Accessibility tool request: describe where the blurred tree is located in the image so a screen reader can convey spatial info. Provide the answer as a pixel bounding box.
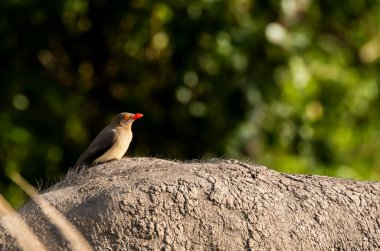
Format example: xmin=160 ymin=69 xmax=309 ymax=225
xmin=0 ymin=0 xmax=379 ymax=207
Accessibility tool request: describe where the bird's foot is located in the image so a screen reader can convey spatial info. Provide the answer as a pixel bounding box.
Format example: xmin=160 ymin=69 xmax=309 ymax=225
xmin=94 ymin=158 xmax=118 ymax=166
xmin=103 ymin=158 xmax=118 ymax=164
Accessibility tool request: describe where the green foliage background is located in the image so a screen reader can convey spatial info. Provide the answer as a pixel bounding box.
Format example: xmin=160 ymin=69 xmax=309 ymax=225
xmin=1 ymin=0 xmax=380 ymax=207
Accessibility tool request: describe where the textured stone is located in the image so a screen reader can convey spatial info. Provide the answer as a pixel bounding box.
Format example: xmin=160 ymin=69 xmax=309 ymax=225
xmin=1 ymin=157 xmax=380 ymax=250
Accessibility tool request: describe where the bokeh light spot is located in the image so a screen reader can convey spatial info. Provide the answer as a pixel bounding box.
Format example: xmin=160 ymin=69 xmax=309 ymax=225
xmin=12 ymin=94 xmax=29 ymax=111
xmin=153 ymin=32 xmax=169 ymax=50
xmin=187 ymin=3 xmax=202 ymax=20
xmin=305 ymin=101 xmax=324 ymax=121
xmin=78 ymin=61 xmax=94 ymax=79
xmin=183 ymin=71 xmax=199 ymax=87
xmin=153 ymin=3 xmax=173 ymax=23
xmin=266 ymin=23 xmax=287 ymax=45
xmin=77 ymin=17 xmax=92 ymax=32
xmin=176 ymin=87 xmax=192 ymax=104
xmin=359 ymin=37 xmax=380 ymax=64
xmin=190 ymin=102 xmax=207 ymax=117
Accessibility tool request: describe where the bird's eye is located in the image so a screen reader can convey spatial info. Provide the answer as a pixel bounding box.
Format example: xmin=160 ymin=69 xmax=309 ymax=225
xmin=124 ymin=115 xmax=130 ymax=120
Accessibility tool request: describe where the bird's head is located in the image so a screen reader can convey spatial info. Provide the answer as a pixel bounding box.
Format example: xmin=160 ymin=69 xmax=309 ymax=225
xmin=113 ymin=112 xmax=143 ymax=128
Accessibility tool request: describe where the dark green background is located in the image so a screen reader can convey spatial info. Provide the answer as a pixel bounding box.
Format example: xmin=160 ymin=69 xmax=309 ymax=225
xmin=1 ymin=0 xmax=380 ymax=207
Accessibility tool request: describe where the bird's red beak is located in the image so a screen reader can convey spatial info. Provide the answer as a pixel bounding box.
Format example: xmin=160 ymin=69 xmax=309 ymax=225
xmin=132 ymin=113 xmax=143 ymax=120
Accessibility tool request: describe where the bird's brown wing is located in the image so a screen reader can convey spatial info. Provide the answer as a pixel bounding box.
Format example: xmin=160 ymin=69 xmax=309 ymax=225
xmin=74 ymin=127 xmax=117 ymax=167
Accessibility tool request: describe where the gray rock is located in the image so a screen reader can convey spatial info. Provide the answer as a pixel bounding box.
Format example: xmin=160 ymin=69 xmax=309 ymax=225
xmin=1 ymin=157 xmax=380 ymax=250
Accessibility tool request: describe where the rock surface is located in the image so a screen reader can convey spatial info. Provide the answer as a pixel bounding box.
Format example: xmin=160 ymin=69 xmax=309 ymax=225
xmin=1 ymin=157 xmax=380 ymax=250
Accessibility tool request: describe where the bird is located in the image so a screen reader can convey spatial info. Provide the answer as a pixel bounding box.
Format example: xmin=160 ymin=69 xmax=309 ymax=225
xmin=74 ymin=112 xmax=143 ymax=168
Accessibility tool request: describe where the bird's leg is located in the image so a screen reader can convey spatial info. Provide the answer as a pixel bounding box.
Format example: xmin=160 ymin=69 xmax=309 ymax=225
xmin=97 ymin=158 xmax=118 ymax=165
xmin=104 ymin=158 xmax=118 ymax=163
